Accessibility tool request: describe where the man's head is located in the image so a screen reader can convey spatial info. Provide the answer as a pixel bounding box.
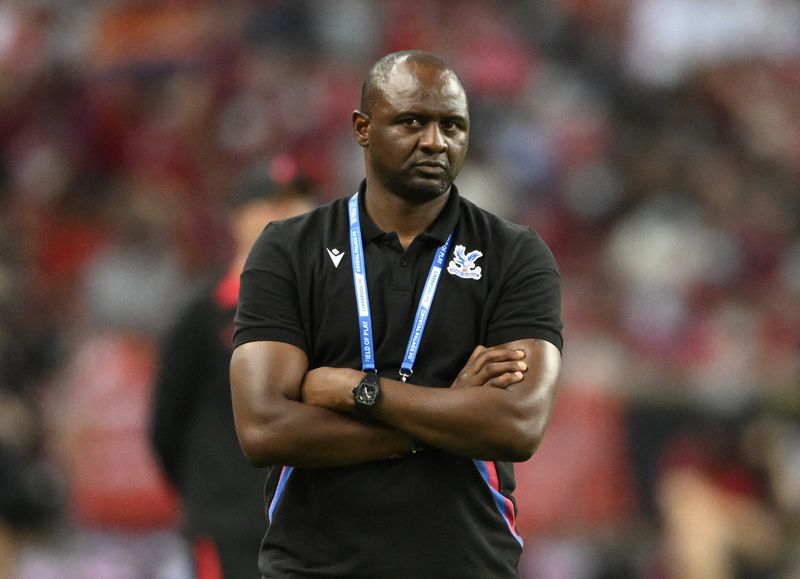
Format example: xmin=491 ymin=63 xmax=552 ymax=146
xmin=229 ymin=162 xmax=314 ymax=260
xmin=354 ymin=50 xmax=469 ymax=204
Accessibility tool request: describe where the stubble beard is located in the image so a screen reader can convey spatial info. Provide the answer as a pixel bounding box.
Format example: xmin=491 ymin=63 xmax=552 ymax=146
xmin=382 ymin=170 xmax=454 ymax=205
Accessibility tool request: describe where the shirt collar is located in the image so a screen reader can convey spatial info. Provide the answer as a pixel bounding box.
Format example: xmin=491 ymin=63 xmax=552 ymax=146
xmin=356 ymin=179 xmax=461 ymax=245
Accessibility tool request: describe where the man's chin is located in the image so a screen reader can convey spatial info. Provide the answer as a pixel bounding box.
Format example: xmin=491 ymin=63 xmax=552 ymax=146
xmin=397 ymin=177 xmax=452 ymax=204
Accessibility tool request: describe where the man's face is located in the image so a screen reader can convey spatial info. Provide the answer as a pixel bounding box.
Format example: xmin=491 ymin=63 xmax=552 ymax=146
xmin=359 ymin=61 xmax=469 ymax=203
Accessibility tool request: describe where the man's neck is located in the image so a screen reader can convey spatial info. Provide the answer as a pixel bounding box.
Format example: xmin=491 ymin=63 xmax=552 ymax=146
xmin=364 ymin=185 xmax=450 ymax=249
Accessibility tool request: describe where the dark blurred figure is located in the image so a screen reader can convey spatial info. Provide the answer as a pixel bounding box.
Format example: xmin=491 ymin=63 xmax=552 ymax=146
xmin=655 ymin=413 xmax=788 ymax=579
xmin=0 ymin=441 xmax=60 ymax=578
xmin=150 ymin=163 xmax=315 ymax=579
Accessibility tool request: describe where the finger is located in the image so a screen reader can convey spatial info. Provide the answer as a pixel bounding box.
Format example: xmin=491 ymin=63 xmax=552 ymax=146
xmin=454 ymin=346 xmax=523 ymax=389
xmin=471 ymin=350 xmax=526 ymax=378
xmin=464 ymin=345 xmax=488 ymax=366
xmin=462 ymin=346 xmax=522 ymax=377
xmin=481 ymin=347 xmax=524 ymax=361
xmin=485 ymin=371 xmax=524 ymax=389
xmin=452 ymin=346 xmax=488 ymax=388
xmin=472 ymin=347 xmax=525 ymax=369
xmin=476 ymin=360 xmax=527 ymax=382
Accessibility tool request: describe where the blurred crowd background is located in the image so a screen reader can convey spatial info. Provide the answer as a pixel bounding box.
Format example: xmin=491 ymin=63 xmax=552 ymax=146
xmin=0 ymin=0 xmax=799 ymax=578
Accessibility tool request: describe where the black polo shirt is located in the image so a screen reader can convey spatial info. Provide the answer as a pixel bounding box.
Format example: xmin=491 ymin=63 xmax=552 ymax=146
xmin=234 ymin=183 xmax=562 ymax=579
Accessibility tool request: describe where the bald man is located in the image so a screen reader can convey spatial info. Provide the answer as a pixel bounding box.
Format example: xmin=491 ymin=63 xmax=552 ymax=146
xmin=231 ymin=51 xmax=563 ymax=578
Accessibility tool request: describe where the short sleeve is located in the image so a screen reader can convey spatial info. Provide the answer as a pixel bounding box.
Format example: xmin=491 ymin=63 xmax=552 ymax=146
xmin=486 ymin=230 xmax=563 ymax=351
xmin=233 ymin=222 xmax=307 ymax=352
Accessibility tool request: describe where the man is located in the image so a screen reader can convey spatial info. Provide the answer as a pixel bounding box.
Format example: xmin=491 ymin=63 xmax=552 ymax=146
xmin=231 ymin=50 xmax=563 ymax=578
xmin=151 ymin=165 xmax=314 ymax=579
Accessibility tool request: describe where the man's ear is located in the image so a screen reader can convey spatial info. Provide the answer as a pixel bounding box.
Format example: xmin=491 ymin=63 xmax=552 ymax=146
xmin=352 ymin=110 xmax=370 ymax=147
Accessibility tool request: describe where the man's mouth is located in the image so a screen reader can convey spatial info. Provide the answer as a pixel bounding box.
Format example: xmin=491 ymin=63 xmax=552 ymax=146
xmin=414 ymin=161 xmax=447 ymax=174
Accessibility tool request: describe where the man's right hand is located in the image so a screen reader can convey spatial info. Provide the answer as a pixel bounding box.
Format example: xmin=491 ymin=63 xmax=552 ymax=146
xmin=450 ymin=345 xmax=527 ymax=389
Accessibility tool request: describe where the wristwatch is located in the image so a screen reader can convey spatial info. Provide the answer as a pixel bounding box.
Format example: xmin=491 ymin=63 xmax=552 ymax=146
xmin=353 ymin=372 xmax=381 ymax=416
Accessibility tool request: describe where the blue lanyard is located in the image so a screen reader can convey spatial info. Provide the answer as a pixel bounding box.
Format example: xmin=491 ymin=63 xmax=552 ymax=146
xmin=348 ymin=192 xmax=453 ymax=382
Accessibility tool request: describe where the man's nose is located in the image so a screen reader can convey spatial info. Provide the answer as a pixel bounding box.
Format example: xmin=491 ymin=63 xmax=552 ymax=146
xmin=419 ymin=122 xmax=447 ymax=153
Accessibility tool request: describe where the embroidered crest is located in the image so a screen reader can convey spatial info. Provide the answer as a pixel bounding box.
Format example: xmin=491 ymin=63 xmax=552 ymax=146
xmin=447 ymin=245 xmax=483 ymax=280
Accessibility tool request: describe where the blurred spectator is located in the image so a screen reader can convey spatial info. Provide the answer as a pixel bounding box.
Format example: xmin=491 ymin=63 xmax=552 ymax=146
xmin=0 ymin=442 xmax=60 ymax=579
xmin=37 ymin=329 xmax=187 ymax=579
xmin=80 ymin=180 xmax=193 ymax=337
xmin=656 ymin=415 xmax=787 ymax=579
xmin=150 ymin=162 xmax=315 ymax=579
xmin=625 ymin=0 xmax=800 ymax=86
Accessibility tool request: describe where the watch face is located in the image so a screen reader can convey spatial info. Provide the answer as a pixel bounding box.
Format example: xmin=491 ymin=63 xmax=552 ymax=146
xmin=354 ymin=374 xmax=380 ymax=414
xmin=356 ymin=382 xmax=378 ymax=405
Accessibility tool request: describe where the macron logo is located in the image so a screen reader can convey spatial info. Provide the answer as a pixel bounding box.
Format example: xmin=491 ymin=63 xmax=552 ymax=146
xmin=326 ymin=248 xmax=345 ymax=268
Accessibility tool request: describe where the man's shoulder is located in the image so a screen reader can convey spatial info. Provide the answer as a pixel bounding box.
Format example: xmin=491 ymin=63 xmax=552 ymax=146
xmin=457 ymin=195 xmax=540 ymax=243
xmin=457 ymin=194 xmax=558 ymax=271
xmin=244 ymin=196 xmax=350 ymax=271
